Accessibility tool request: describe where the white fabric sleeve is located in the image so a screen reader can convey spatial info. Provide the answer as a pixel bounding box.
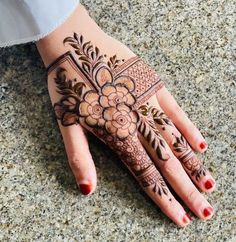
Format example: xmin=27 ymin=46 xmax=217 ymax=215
xmin=0 ymin=0 xmax=80 ymax=47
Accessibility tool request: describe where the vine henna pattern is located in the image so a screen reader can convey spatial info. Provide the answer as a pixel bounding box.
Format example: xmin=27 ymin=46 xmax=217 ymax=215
xmin=138 ymin=104 xmax=170 ymax=161
xmin=139 ymin=104 xmax=207 ymax=181
xmin=48 ymin=33 xmax=171 ymax=197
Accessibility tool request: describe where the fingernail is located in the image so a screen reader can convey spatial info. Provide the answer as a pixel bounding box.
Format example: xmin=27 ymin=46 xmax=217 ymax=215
xmin=203 ymin=207 xmax=214 ymax=217
xmin=204 ymin=179 xmax=215 ymax=189
xmin=200 ymin=142 xmax=207 ymax=150
xmin=183 ymin=213 xmax=191 ymax=224
xmin=79 ymin=184 xmax=92 ymax=195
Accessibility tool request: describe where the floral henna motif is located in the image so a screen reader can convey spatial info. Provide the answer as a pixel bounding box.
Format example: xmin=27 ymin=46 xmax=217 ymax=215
xmin=49 ymin=33 xmax=169 ymax=197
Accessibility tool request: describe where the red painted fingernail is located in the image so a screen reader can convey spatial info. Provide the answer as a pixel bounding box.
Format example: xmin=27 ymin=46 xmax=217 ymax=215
xmin=183 ymin=213 xmax=192 ymax=223
xmin=79 ymin=184 xmax=92 ymax=195
xmin=203 ymin=207 xmax=213 ymax=217
xmin=200 ymin=142 xmax=207 ymax=150
xmin=205 ymin=179 xmax=215 ymax=189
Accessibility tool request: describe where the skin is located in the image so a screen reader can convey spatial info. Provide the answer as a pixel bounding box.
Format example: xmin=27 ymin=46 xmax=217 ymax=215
xmin=36 ymin=4 xmax=216 ymax=227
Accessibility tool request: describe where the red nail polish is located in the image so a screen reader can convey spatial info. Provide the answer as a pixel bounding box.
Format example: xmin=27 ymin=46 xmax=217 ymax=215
xmin=205 ymin=179 xmax=215 ymax=189
xmin=79 ymin=184 xmax=92 ymax=195
xmin=200 ymin=142 xmax=207 ymax=150
xmin=203 ymin=207 xmax=213 ymax=217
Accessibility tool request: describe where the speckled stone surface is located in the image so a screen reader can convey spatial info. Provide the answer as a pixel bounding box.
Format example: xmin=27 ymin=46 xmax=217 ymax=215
xmin=0 ymin=0 xmax=235 ymax=241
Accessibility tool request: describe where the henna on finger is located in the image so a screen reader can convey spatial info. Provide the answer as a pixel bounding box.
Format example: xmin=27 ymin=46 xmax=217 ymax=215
xmin=139 ymin=103 xmax=207 ymax=181
xmin=172 ymin=133 xmax=207 ymax=181
xmin=137 ymin=104 xmax=170 ymax=161
xmin=93 ymin=130 xmax=169 ymax=197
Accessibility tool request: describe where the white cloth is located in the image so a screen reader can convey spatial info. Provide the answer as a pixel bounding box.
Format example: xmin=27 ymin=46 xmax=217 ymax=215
xmin=0 ymin=0 xmax=80 ymax=47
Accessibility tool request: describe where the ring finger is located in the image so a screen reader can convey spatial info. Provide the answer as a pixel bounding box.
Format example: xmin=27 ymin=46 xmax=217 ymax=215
xmin=140 ymin=95 xmax=216 ymax=193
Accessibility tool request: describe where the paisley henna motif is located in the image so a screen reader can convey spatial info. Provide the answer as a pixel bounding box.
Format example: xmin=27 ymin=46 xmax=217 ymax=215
xmin=48 ymin=33 xmax=170 ymax=197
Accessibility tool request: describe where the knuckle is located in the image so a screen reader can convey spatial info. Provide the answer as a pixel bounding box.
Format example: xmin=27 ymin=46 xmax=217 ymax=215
xmin=68 ymin=153 xmax=82 ymax=170
xmin=168 ymin=104 xmax=183 ymax=120
xmin=186 ymin=189 xmax=199 ymax=203
xmin=162 ymin=157 xmax=179 ymax=175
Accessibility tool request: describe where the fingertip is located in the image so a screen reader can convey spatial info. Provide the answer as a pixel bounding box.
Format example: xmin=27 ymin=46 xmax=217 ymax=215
xmin=165 ymin=204 xmax=192 ymax=227
xmin=201 ymin=206 xmax=215 ymax=220
xmin=77 ymin=182 xmax=97 ymax=196
xmin=190 ymin=136 xmax=208 ymax=153
xmin=202 ymin=178 xmax=216 ymax=193
xmin=180 ymin=212 xmax=192 ymax=227
xmin=79 ymin=183 xmax=93 ymax=196
xmin=198 ymin=141 xmax=208 ymax=153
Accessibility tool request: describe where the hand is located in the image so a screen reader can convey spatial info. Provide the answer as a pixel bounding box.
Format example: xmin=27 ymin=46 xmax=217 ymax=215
xmin=37 ymin=4 xmax=216 ymax=226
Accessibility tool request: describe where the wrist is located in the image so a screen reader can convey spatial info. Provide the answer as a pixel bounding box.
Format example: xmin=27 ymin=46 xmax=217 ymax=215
xmin=36 ymin=4 xmax=108 ymax=66
xmin=37 ymin=4 xmax=135 ymax=69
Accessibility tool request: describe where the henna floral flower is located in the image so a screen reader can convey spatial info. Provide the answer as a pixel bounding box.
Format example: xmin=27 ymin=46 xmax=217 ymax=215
xmin=99 ymin=84 xmax=135 ymax=108
xmin=78 ymin=91 xmax=105 ymax=127
xmin=103 ymin=103 xmax=137 ymax=139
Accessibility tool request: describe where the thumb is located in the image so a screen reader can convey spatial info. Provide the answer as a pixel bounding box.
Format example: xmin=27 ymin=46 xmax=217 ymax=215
xmin=59 ymin=122 xmax=97 ymax=196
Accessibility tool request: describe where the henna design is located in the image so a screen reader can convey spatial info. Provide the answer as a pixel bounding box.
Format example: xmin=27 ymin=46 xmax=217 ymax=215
xmin=138 ymin=104 xmax=169 ymax=161
xmin=93 ymin=130 xmax=169 ymax=196
xmin=138 ymin=103 xmax=207 ymax=181
xmin=48 ymin=33 xmax=169 ymax=197
xmin=151 ymin=107 xmax=173 ymax=127
xmin=190 ymin=163 xmax=207 ymax=181
xmin=172 ymin=134 xmax=207 ymax=181
xmin=53 ymin=68 xmax=85 ymax=126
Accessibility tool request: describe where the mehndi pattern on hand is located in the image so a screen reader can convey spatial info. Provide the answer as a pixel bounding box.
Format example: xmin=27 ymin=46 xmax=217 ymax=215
xmin=48 ymin=33 xmax=171 ymax=197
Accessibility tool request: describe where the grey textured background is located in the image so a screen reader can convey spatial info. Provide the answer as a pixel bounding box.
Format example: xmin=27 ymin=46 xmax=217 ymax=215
xmin=0 ymin=0 xmax=235 ymax=241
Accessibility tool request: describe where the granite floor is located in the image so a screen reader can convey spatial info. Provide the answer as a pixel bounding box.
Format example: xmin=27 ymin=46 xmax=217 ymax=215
xmin=0 ymin=0 xmax=235 ymax=241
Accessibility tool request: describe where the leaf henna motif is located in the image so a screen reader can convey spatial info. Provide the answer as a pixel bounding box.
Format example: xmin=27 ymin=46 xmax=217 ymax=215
xmin=191 ymin=164 xmax=207 ymax=181
xmin=172 ymin=133 xmax=207 ymax=181
xmin=172 ymin=134 xmax=189 ymax=153
xmin=64 ymin=33 xmax=104 ymax=81
xmin=107 ymin=55 xmax=122 ymax=70
xmin=138 ymin=104 xmax=169 ymax=161
xmin=53 ymin=68 xmax=85 ymax=126
xmin=151 ymin=107 xmax=173 ymax=127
